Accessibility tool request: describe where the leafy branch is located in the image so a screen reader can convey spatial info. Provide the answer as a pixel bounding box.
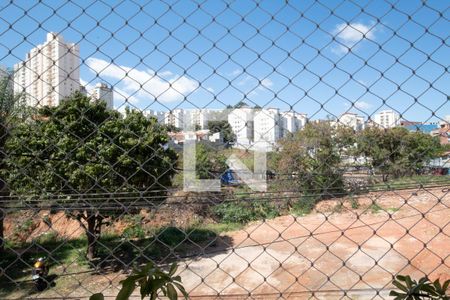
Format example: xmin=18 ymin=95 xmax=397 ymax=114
xmin=390 ymin=275 xmax=449 ymax=300
xmin=90 ymin=262 xmax=188 ymax=300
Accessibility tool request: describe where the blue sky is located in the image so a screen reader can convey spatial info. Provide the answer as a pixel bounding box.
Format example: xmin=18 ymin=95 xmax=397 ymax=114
xmin=0 ymin=0 xmax=448 ymax=122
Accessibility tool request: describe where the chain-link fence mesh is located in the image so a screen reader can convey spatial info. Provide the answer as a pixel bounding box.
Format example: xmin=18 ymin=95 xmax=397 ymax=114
xmin=0 ymin=0 xmax=449 ymax=299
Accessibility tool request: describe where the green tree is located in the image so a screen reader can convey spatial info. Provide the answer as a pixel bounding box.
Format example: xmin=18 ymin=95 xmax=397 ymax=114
xmin=356 ymin=127 xmax=441 ymax=181
xmin=233 ymin=101 xmax=249 ymax=108
xmin=5 ymin=92 xmax=177 ymax=260
xmin=195 ymin=143 xmax=227 ymax=179
xmin=165 ymin=124 xmax=181 ymax=132
xmin=207 ymin=120 xmax=236 ymax=145
xmin=271 ymin=122 xmax=344 ymax=198
xmin=0 ymin=70 xmax=22 ymax=253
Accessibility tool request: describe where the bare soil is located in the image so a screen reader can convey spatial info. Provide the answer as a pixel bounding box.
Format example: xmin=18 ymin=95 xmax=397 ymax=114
xmin=3 ymin=187 xmax=450 ymax=299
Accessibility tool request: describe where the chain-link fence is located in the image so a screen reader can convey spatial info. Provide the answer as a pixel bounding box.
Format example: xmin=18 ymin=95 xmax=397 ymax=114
xmin=0 ymin=0 xmax=449 ymax=299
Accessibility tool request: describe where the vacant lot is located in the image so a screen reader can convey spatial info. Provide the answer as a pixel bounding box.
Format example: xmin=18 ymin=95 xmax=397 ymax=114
xmin=172 ymin=187 xmax=449 ymax=299
xmin=3 ymin=187 xmax=449 ymax=299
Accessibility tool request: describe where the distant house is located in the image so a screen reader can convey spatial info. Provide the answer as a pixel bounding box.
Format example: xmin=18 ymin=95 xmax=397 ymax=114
xmin=429 ymin=151 xmax=450 ymax=175
xmin=435 ymin=121 xmax=450 ymax=145
xmin=403 ymin=123 xmax=439 ymax=134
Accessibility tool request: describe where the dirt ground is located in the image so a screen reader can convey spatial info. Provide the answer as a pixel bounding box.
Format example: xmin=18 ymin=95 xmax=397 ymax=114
xmin=4 ymin=187 xmax=450 ymax=299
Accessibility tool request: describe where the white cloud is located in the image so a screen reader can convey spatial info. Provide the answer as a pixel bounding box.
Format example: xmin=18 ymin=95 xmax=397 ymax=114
xmin=237 ymin=75 xmax=253 ymax=86
xmin=354 ymin=100 xmax=372 ymax=110
xmin=260 ymin=78 xmax=273 ymax=89
xmin=86 ymin=57 xmax=199 ymax=103
xmin=158 ymin=70 xmax=173 ymax=77
xmin=114 ymin=86 xmax=141 ymax=105
xmin=229 ymin=69 xmax=242 ymax=77
xmin=332 ymin=22 xmax=376 ymax=54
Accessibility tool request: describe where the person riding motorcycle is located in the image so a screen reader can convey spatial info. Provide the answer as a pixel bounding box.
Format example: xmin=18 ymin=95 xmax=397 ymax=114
xmin=32 ymin=257 xmax=49 ymax=291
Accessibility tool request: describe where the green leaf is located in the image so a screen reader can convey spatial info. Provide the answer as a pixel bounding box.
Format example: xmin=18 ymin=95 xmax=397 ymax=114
xmin=173 ymin=282 xmax=189 ymax=299
xmin=139 ymin=278 xmax=149 ymax=299
xmin=404 ymin=275 xmax=413 ymax=289
xmin=442 ymin=279 xmax=450 ymax=293
xmin=393 ymin=280 xmax=408 ymax=292
xmin=150 ymin=291 xmax=158 ymax=300
xmin=166 ymin=283 xmax=178 ymax=300
xmin=116 ymin=278 xmax=137 ymax=300
xmin=169 ymin=263 xmax=178 ymax=276
xmin=89 ymin=293 xmax=105 ymax=300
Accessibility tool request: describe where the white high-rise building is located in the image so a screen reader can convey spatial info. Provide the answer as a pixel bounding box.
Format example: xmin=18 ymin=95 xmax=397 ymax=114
xmin=254 ymin=108 xmax=282 ymax=151
xmin=281 ymin=111 xmax=307 ymax=136
xmin=333 ymin=112 xmax=365 ymax=131
xmin=13 ymin=32 xmax=80 ymax=108
xmin=142 ymin=110 xmax=164 ymax=123
xmin=373 ymin=110 xmax=400 ymax=128
xmin=228 ymin=106 xmax=254 ymax=148
xmin=90 ymin=82 xmax=113 ymax=109
xmin=164 ymin=109 xmax=185 ymax=129
xmin=185 ymin=108 xmax=224 ymax=130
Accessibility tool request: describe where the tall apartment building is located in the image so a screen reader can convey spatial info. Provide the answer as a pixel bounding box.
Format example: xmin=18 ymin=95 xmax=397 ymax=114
xmin=254 ymin=108 xmax=282 ymax=151
xmin=90 ymin=82 xmax=113 ymax=109
xmin=373 ymin=110 xmax=400 ymax=128
xmin=142 ymin=110 xmax=164 ymax=123
xmin=164 ymin=109 xmax=185 ymax=129
xmin=333 ymin=112 xmax=365 ymax=131
xmin=185 ymin=108 xmax=225 ymax=130
xmin=185 ymin=109 xmax=208 ymax=130
xmin=281 ymin=111 xmax=307 ymax=136
xmin=13 ymin=32 xmax=80 ymax=107
xmin=228 ymin=106 xmax=254 ymax=148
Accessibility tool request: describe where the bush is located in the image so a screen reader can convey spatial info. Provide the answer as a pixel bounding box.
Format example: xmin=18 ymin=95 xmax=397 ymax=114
xmin=291 ymin=194 xmax=318 ymax=216
xmin=122 ymin=225 xmax=146 ymax=239
xmin=271 ymin=122 xmax=345 ymax=198
xmin=213 ymin=200 xmax=279 ymax=224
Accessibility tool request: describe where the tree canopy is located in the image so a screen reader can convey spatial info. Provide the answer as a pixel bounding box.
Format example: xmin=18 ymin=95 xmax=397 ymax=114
xmin=4 ymin=92 xmax=178 ymax=259
xmin=271 ymin=122 xmax=345 ymax=198
xmin=0 ymin=70 xmax=21 ymax=253
xmin=207 ymin=120 xmax=236 ymax=145
xmin=355 ymin=126 xmax=442 ymax=181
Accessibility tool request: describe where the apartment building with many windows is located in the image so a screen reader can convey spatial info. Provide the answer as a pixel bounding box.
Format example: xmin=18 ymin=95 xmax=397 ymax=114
xmin=13 ymin=32 xmax=80 ymax=107
xmin=373 ymin=110 xmax=400 ymax=128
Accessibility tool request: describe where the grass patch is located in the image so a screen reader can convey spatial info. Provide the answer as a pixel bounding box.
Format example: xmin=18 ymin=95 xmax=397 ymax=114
xmin=369 ymin=203 xmax=383 ymax=213
xmin=369 ymin=175 xmax=450 ymax=191
xmin=332 ymin=202 xmax=344 ymax=213
xmin=291 ymin=194 xmax=319 ymax=216
xmin=386 ymin=207 xmax=400 ymax=213
xmin=349 ymin=195 xmax=359 ymax=209
xmin=200 ymin=222 xmax=244 ymax=233
xmin=213 ymin=200 xmax=279 ymax=224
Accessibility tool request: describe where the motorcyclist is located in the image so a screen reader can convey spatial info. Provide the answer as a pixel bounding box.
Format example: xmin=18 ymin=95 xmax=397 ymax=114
xmin=32 ymin=257 xmax=49 ymax=291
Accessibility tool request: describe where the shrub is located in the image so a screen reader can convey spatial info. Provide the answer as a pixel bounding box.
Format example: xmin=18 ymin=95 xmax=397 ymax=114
xmin=291 ymin=194 xmax=318 ymax=216
xmin=122 ymin=225 xmax=146 ymax=239
xmin=213 ymin=200 xmax=279 ymax=224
